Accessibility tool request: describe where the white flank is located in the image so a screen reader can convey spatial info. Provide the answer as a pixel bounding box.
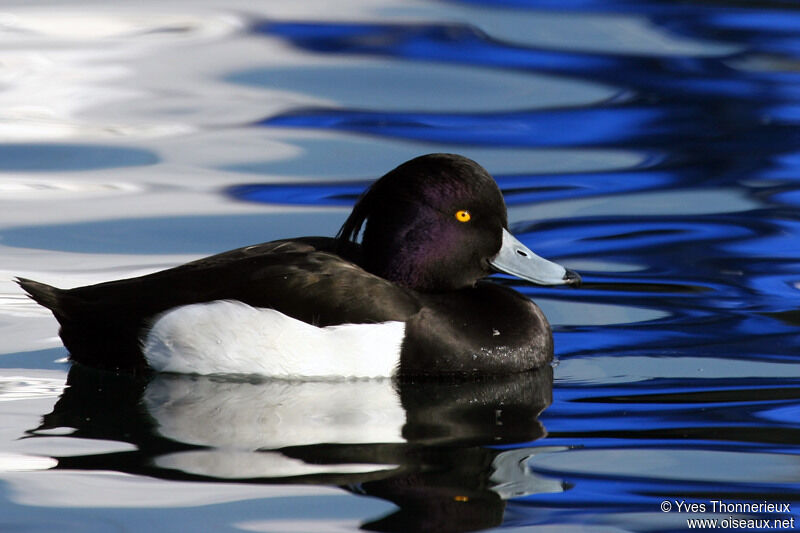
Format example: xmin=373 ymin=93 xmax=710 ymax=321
xmin=143 ymin=300 xmax=405 ymax=378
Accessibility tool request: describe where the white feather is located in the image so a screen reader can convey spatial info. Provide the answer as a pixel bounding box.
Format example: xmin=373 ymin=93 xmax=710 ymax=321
xmin=142 ymin=300 xmax=406 ymax=378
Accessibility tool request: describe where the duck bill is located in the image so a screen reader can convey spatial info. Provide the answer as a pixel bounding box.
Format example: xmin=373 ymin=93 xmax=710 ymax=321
xmin=489 ymin=229 xmax=581 ymax=286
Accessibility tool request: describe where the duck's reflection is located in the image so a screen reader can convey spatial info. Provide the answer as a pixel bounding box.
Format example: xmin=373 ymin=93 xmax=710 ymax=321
xmin=31 ymin=364 xmax=563 ymax=532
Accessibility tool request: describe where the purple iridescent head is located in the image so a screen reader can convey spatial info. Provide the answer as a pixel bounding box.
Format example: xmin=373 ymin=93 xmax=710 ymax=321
xmin=336 ymin=154 xmax=580 ymax=292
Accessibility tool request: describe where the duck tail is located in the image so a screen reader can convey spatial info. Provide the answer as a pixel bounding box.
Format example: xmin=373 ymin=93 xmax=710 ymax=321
xmin=16 ymin=277 xmax=67 ymax=321
xmin=16 ymin=277 xmax=149 ymax=371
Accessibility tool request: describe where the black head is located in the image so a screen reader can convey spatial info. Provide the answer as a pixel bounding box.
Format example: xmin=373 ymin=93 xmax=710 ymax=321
xmin=336 ymin=154 xmax=507 ymax=291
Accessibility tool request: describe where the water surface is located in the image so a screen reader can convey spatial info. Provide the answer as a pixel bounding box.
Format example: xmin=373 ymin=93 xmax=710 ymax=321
xmin=1 ymin=1 xmax=799 ymax=531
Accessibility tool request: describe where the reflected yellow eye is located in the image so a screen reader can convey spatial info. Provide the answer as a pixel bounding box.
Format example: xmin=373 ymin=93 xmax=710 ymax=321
xmin=455 ymin=210 xmax=471 ymax=223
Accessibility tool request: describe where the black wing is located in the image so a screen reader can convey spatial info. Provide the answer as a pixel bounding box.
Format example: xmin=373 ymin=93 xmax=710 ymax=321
xmin=19 ymin=238 xmax=420 ymax=370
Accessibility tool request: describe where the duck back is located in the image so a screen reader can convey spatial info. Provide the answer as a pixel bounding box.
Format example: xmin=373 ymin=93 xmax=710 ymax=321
xmin=19 ymin=238 xmax=420 ymax=371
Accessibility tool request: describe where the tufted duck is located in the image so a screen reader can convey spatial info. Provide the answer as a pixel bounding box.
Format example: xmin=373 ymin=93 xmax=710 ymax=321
xmin=19 ymin=154 xmax=580 ymax=377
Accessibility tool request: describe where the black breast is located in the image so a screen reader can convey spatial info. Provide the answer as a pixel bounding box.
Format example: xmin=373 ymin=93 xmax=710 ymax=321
xmin=399 ymin=281 xmax=553 ymax=376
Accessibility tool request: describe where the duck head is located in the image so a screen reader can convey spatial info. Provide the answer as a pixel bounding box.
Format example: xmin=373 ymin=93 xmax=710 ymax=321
xmin=337 ymin=153 xmax=580 ymax=291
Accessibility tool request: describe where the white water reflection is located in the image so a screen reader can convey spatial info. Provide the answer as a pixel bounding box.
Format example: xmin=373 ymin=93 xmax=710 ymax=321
xmin=144 ymin=376 xmax=407 ymax=450
xmin=5 ymin=468 xmax=343 ymax=507
xmin=155 ymin=449 xmax=397 ymax=479
xmin=0 ymin=11 xmax=238 ymax=41
xmin=0 ymin=180 xmax=140 ymax=199
xmin=0 ymin=453 xmax=57 ymax=472
xmin=0 ymin=375 xmax=64 ymax=401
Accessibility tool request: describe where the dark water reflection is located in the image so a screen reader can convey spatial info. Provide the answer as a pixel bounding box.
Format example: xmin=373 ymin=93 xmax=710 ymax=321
xmin=29 ymin=365 xmax=557 ymax=532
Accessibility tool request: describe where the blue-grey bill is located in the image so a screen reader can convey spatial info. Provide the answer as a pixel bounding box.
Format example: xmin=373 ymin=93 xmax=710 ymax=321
xmin=489 ymin=228 xmax=580 ymax=286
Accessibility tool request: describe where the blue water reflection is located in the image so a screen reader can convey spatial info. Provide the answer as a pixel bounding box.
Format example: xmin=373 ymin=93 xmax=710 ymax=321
xmin=224 ymin=3 xmax=800 ymax=528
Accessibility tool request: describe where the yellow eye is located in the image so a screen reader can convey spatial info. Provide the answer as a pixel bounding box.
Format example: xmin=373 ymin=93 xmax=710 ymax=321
xmin=455 ymin=210 xmax=471 ymax=223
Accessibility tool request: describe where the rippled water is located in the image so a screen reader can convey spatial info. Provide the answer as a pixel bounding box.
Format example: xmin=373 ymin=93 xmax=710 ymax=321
xmin=1 ymin=1 xmax=799 ymax=531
